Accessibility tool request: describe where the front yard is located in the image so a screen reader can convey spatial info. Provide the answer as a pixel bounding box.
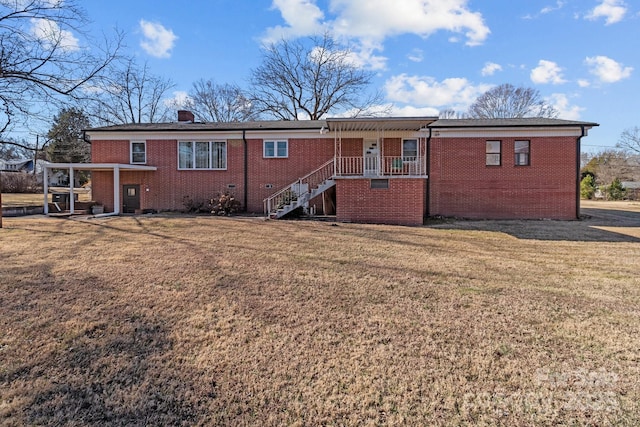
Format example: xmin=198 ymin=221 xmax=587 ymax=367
xmin=1 ymin=206 xmax=639 ymax=425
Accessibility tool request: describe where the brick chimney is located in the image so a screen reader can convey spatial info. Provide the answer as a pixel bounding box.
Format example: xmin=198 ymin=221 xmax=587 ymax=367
xmin=178 ymin=110 xmax=195 ymax=122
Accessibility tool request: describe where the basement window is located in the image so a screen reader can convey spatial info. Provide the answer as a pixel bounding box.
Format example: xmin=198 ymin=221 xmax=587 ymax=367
xmin=486 ymin=140 xmax=501 ymax=166
xmin=131 ymin=141 xmax=146 ymax=164
xmin=371 ymin=179 xmax=389 ymax=189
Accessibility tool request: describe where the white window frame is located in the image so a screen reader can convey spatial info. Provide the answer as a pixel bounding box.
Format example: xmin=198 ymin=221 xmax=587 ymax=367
xmin=263 ymin=140 xmax=288 ymax=158
xmin=402 ymin=138 xmax=418 ymax=161
xmin=486 ymin=140 xmax=501 ymax=166
xmin=177 ymin=141 xmax=227 ymax=170
xmin=514 ymin=140 xmax=530 ymax=166
xmin=130 ymin=141 xmax=146 ymax=164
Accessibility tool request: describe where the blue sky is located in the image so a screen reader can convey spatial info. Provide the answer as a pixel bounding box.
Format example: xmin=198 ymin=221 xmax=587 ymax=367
xmin=47 ymin=1 xmax=640 ymax=152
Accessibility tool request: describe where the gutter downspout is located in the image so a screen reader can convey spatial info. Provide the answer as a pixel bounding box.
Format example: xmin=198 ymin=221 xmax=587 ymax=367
xmin=576 ymin=125 xmax=586 ymax=219
xmin=243 ymin=129 xmax=248 ymax=212
xmin=426 ymin=127 xmax=432 ymax=219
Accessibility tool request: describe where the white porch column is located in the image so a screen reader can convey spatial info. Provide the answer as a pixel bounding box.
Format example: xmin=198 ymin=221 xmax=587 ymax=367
xmin=43 ymin=166 xmax=49 ymax=215
xmin=113 ymin=166 xmax=120 ymax=214
xmin=69 ymin=167 xmax=75 ymax=214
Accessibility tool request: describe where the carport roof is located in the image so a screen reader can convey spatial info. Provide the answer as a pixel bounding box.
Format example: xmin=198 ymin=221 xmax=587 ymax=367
xmin=43 ymin=163 xmax=157 ymax=171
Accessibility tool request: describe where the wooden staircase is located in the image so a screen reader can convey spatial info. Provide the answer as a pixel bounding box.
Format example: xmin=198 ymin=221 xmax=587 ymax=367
xmin=264 ymin=159 xmax=335 ymax=219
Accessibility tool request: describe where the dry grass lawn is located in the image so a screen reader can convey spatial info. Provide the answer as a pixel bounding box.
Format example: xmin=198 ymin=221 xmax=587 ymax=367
xmin=1 ymin=190 xmax=91 ymax=208
xmin=1 ymin=205 xmax=639 ymax=425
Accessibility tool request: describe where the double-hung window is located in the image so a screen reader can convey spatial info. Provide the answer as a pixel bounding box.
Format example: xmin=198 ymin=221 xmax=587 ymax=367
xmin=515 ymin=140 xmax=530 ymax=166
xmin=402 ymin=139 xmax=418 ymax=161
xmin=131 ymin=141 xmax=146 ymax=164
xmin=486 ymin=140 xmax=501 ymax=166
xmin=178 ymin=141 xmax=226 ymax=169
xmin=264 ymin=140 xmax=288 ymax=158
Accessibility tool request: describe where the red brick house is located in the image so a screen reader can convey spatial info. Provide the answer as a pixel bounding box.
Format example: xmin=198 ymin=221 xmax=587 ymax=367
xmin=43 ymin=112 xmax=597 ymax=225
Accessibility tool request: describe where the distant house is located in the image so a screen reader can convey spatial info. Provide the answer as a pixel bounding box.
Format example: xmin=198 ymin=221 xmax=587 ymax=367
xmin=44 ymin=111 xmax=598 ymax=225
xmin=0 ymin=159 xmax=71 ymax=186
xmin=1 ymin=158 xmax=34 ymax=173
xmin=622 ymin=182 xmax=640 ymax=200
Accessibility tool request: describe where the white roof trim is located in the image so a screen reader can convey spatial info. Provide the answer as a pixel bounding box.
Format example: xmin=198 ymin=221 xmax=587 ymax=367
xmin=431 ymin=127 xmax=588 ymax=138
xmin=44 ymin=163 xmax=157 ymax=171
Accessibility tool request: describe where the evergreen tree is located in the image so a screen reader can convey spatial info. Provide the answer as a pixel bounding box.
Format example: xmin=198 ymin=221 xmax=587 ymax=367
xmin=606 ymin=177 xmax=627 ymax=201
xmin=580 ymin=175 xmax=596 ymax=199
xmin=47 ymin=108 xmax=91 ymax=163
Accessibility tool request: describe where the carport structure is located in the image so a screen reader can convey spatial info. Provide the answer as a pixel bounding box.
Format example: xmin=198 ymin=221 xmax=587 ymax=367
xmin=42 ymin=163 xmax=157 ymax=215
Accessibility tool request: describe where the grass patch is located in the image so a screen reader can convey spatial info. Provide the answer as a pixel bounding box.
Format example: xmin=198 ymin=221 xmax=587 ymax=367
xmin=1 ymin=209 xmax=639 ymax=425
xmin=2 ymin=189 xmax=91 ymax=208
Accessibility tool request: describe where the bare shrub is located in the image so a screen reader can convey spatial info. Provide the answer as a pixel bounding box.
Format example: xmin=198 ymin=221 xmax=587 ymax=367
xmin=0 ymin=172 xmax=40 ymax=193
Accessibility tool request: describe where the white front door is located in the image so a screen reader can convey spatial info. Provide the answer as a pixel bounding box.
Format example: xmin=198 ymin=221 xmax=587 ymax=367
xmin=363 ymin=139 xmax=379 ymax=176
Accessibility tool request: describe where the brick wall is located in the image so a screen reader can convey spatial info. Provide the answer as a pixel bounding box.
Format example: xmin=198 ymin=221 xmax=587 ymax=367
xmin=246 ymin=138 xmax=334 ymax=212
xmin=336 ymin=178 xmax=426 ymax=225
xmin=429 ymin=136 xmax=578 ymax=219
xmin=91 ymin=137 xmax=333 ymax=213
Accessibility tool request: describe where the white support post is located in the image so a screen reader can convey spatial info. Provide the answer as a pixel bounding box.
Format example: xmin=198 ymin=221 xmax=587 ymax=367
xmin=113 ymin=166 xmax=120 ymax=214
xmin=69 ymin=167 xmax=75 ymax=214
xmin=43 ymin=166 xmax=49 ymax=215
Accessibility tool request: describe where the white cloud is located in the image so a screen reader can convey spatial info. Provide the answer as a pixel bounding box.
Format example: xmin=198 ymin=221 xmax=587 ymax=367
xmin=164 ymin=91 xmax=191 ymax=109
xmin=390 ymin=105 xmax=441 ymax=117
xmin=577 ymin=79 xmax=591 ymax=88
xmin=263 ymin=0 xmax=326 ymax=42
xmin=547 ymin=93 xmax=584 ymax=120
xmin=139 ymin=20 xmax=178 ymax=58
xmin=407 ymin=48 xmax=424 ymax=63
xmin=264 ymin=0 xmax=490 ymax=66
xmin=384 ymin=74 xmax=492 ymax=111
xmin=524 ymin=1 xmax=565 ymax=19
xmin=585 ymin=0 xmax=627 ymax=25
xmin=331 ymin=0 xmax=489 ymax=46
xmin=530 ymin=60 xmax=566 ymax=84
xmin=585 ymin=55 xmax=633 ymax=83
xmin=481 ymin=62 xmax=502 ymax=76
xmin=344 ymin=42 xmax=388 ymax=71
xmin=541 ymin=1 xmax=565 ymax=14
xmin=30 ymin=18 xmax=79 ymax=52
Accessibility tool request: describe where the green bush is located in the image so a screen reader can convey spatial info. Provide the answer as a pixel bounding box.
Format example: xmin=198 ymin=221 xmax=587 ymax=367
xmin=606 ymin=177 xmax=627 ymax=200
xmin=580 ymin=175 xmax=595 ymax=199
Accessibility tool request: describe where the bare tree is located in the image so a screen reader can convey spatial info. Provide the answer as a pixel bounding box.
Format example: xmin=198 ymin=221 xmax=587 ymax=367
xmin=583 ymin=149 xmax=636 ymax=186
xmin=439 ymin=108 xmax=466 ymax=119
xmin=82 ymin=59 xmax=174 ymax=125
xmin=0 ymin=0 xmax=122 ymax=134
xmin=250 ymin=33 xmax=383 ymax=120
xmin=468 ymin=84 xmax=558 ymax=119
xmin=186 ymin=79 xmax=257 ymax=122
xmin=617 ymin=126 xmax=640 ymax=155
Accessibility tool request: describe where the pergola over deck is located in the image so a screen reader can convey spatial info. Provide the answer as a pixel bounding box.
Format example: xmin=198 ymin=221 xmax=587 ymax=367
xmin=326 ymin=117 xmax=436 ymax=177
xmin=42 ymin=163 xmax=157 ymax=215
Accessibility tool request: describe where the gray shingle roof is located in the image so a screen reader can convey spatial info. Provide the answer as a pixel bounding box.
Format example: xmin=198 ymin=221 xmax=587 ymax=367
xmin=87 ymin=120 xmax=327 ymax=132
xmin=86 ymin=117 xmax=599 ymax=133
xmin=430 ymin=118 xmax=599 ymax=128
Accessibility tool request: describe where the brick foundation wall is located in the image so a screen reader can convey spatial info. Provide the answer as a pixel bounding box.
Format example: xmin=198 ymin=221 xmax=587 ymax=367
xmin=336 ymin=178 xmax=426 ymax=225
xmin=429 ymin=136 xmax=578 ymax=219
